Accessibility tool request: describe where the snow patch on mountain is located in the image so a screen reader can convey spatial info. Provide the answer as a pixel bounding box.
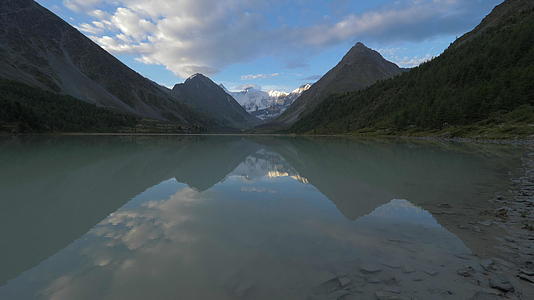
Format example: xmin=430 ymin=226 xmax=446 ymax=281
xmin=224 ymin=84 xmax=312 ymax=120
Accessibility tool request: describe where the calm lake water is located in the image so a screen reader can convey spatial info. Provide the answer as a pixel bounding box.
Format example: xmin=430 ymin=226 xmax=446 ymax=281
xmin=0 ymin=136 xmax=525 ymax=299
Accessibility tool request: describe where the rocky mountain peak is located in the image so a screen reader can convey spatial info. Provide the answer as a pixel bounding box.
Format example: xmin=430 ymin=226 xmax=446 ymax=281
xmin=274 ymin=42 xmax=402 ymax=126
xmin=185 ymin=73 xmax=212 ymax=84
xmin=341 ymin=42 xmax=384 ymax=64
xmin=353 ymin=42 xmax=367 ymax=49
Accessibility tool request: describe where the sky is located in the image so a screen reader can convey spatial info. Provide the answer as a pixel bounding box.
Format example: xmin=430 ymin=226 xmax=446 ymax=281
xmin=37 ymin=0 xmax=503 ymax=92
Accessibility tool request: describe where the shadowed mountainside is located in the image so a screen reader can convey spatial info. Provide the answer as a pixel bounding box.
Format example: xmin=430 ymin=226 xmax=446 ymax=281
xmin=272 ymin=43 xmax=402 ymax=127
xmin=0 ymin=0 xmax=211 ymax=127
xmin=172 ymin=74 xmax=260 ymax=129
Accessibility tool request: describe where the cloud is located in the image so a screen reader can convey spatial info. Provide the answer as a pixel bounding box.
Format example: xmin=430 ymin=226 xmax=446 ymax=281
xmin=294 ymin=0 xmax=502 ymax=46
xmin=76 ymin=19 xmax=114 ymax=34
xmin=396 ymin=54 xmax=435 ymax=67
xmin=111 ymin=7 xmax=156 ymax=41
xmin=241 ymin=73 xmax=280 ymax=80
xmin=88 ymin=9 xmax=111 ymax=19
xmin=66 ymin=0 xmax=501 ymax=78
xmin=77 ymin=23 xmax=103 ymax=34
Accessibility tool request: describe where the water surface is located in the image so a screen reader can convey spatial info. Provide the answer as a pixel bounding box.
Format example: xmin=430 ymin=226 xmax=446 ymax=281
xmin=0 ymin=136 xmax=524 ymax=299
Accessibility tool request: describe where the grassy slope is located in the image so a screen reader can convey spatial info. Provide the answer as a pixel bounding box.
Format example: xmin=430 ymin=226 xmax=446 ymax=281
xmin=290 ymin=1 xmax=534 ymax=139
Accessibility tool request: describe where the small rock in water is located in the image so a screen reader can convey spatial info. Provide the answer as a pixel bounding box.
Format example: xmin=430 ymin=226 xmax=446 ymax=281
xmin=519 ymin=268 xmax=534 ymax=276
xmin=360 ymin=264 xmax=382 ymax=274
xmin=383 ymin=276 xmax=398 ymax=286
xmin=423 ymin=269 xmax=439 ymax=276
xmin=495 ymin=207 xmax=510 ymax=219
xmin=518 ymin=273 xmax=534 ymax=283
xmin=367 ymin=277 xmax=382 ymax=284
xmin=412 ymin=277 xmax=424 ymax=282
xmin=457 ymin=266 xmax=475 ymax=277
xmin=438 ymin=203 xmax=452 ymax=208
xmin=479 ymin=220 xmax=492 ymax=226
xmin=518 ymin=266 xmax=534 ymax=283
xmin=338 ymin=276 xmax=351 ymax=287
xmin=480 ymin=259 xmax=495 ymax=271
xmin=488 ymin=274 xmax=514 ymax=292
xmin=384 ymin=287 xmax=401 ymax=294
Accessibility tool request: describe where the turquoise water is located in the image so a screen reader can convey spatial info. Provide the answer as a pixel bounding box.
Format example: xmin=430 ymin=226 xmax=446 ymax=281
xmin=0 ymin=136 xmax=523 ymax=299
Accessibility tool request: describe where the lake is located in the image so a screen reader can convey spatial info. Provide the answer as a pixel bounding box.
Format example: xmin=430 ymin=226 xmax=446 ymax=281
xmin=0 ymin=136 xmax=526 ymax=299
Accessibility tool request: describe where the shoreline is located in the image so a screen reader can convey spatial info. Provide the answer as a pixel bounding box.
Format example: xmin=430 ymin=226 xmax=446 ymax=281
xmin=1 ymin=132 xmax=533 ymax=145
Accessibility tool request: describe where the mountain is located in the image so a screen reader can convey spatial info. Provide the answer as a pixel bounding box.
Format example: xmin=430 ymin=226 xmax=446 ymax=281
xmin=274 ymin=43 xmax=403 ymax=126
xmin=0 ymin=0 xmax=210 ymax=128
xmin=227 ymin=84 xmax=312 ymax=120
xmin=171 ymin=74 xmax=260 ymax=129
xmin=290 ymin=0 xmax=534 ymax=138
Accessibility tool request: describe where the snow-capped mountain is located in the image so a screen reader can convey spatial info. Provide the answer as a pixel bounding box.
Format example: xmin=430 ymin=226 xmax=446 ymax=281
xmin=221 ymin=84 xmax=312 ymax=120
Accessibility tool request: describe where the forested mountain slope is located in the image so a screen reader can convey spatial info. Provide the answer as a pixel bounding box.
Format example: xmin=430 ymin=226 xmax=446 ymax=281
xmin=290 ymin=0 xmax=534 ymax=138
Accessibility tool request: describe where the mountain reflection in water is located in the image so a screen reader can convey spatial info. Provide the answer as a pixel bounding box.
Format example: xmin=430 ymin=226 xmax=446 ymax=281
xmin=0 ymin=136 xmax=522 ymax=299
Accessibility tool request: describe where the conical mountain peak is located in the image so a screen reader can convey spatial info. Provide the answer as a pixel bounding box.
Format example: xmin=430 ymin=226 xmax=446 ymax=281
xmin=353 ymin=42 xmax=368 ymax=49
xmin=274 ymin=43 xmax=401 ymax=126
xmin=341 ymin=42 xmax=383 ymax=64
xmin=185 ymin=73 xmax=211 ymax=83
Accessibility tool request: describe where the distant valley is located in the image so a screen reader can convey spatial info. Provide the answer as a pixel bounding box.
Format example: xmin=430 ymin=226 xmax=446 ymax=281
xmin=0 ymin=0 xmax=532 ymax=139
